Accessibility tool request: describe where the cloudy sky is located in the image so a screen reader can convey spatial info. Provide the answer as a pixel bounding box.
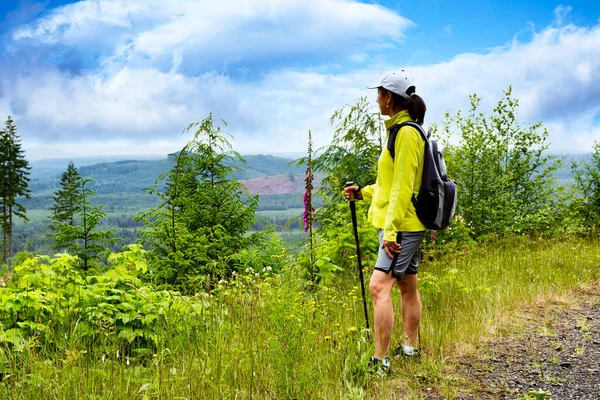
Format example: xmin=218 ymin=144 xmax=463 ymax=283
xmin=0 ymin=0 xmax=599 ymax=160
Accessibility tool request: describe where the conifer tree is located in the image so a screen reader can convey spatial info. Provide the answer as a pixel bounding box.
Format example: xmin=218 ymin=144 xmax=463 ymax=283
xmin=136 ymin=114 xmax=259 ymax=289
xmin=0 ymin=116 xmax=31 ymax=267
xmin=50 ymin=162 xmax=83 ymax=250
xmin=52 ymin=177 xmax=119 ymax=271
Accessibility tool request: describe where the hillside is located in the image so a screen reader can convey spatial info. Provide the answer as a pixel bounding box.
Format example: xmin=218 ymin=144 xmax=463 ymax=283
xmin=28 ymin=154 xmax=305 ymax=194
xmin=242 ymin=174 xmax=322 ymax=195
xmin=23 ymin=154 xmax=313 ymax=215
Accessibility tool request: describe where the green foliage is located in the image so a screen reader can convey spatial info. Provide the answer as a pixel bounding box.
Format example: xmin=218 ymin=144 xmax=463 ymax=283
xmin=571 ymin=141 xmax=600 ymax=230
xmin=50 ymin=162 xmax=82 ymax=225
xmin=52 ymin=177 xmax=120 ymax=271
xmin=296 ymin=201 xmax=379 ymax=288
xmin=1 ymin=236 xmax=599 ymax=398
xmin=437 ymin=87 xmax=563 ymax=236
xmin=136 ymin=114 xmax=261 ymax=290
xmin=49 ymin=162 xmax=82 ymax=250
xmin=0 ymin=116 xmax=31 ymax=267
xmin=298 ymin=97 xmax=382 ymax=231
xmin=0 ymin=246 xmax=182 ymax=360
xmin=422 ymin=215 xmax=476 ymax=261
xmin=516 ymin=388 xmax=553 ymax=400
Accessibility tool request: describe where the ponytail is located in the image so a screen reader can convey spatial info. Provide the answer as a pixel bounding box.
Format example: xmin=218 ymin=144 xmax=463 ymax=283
xmin=405 ymin=94 xmax=426 ymax=125
xmin=387 ymin=87 xmax=427 ymax=125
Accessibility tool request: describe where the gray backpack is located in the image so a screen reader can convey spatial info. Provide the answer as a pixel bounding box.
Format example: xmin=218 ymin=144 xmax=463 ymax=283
xmin=387 ymin=122 xmax=457 ymax=230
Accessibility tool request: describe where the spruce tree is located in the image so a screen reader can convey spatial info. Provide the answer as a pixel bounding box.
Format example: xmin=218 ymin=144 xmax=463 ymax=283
xmin=50 ymin=162 xmax=82 ymax=250
xmin=136 ymin=114 xmax=259 ymax=289
xmin=0 ymin=116 xmax=31 ymax=268
xmin=52 ymin=177 xmax=119 ymax=271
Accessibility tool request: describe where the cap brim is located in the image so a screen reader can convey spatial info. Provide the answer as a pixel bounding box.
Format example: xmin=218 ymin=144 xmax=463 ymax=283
xmin=366 ymin=86 xmax=380 ymax=90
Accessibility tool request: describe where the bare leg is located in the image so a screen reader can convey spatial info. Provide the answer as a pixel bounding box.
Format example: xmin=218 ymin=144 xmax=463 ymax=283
xmin=369 ymin=270 xmax=397 ymax=359
xmin=398 ymin=274 xmax=421 ymax=347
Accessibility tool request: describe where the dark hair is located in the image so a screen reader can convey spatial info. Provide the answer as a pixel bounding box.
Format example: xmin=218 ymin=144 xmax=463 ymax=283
xmin=383 ymin=86 xmax=427 ymax=125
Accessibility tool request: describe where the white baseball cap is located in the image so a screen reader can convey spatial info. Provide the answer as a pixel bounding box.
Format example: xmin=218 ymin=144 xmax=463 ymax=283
xmin=368 ymin=70 xmax=415 ymax=100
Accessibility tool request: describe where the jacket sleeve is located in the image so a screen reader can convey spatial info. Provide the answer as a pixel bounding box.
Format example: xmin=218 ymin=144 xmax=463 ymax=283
xmin=361 ymin=184 xmax=376 ymax=202
xmin=383 ymin=126 xmax=421 ymax=242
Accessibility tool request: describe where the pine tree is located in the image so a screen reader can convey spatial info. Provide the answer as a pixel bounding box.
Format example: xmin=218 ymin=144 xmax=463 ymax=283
xmin=0 ymin=116 xmax=31 ymax=268
xmin=136 ymin=114 xmax=259 ymax=289
xmin=50 ymin=162 xmax=82 ymax=250
xmin=52 ymin=177 xmax=119 ymax=271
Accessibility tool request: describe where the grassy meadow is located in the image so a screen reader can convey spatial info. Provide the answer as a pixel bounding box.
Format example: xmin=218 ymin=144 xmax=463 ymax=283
xmin=1 ymin=235 xmax=598 ymax=399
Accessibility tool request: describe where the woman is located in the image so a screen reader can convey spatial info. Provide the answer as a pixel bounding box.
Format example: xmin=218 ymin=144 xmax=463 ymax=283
xmin=344 ymin=70 xmax=427 ymax=374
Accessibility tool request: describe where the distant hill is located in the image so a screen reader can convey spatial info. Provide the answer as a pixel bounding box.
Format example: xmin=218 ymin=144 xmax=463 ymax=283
xmin=24 ymin=154 xmax=310 ymax=213
xmin=23 ymin=151 xmax=589 ymax=212
xmin=28 ymin=154 xmax=305 ymax=193
xmin=242 ymin=174 xmax=321 ymax=195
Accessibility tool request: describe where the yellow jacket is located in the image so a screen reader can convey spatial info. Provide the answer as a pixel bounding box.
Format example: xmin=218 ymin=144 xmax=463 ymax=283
xmin=362 ymin=110 xmax=426 ymax=241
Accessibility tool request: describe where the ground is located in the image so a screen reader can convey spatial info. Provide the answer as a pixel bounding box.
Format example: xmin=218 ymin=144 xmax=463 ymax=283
xmin=432 ymin=281 xmax=600 ymax=399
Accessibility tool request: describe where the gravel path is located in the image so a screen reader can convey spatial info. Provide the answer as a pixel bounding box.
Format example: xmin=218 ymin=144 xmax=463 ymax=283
xmin=444 ymin=281 xmax=600 ymax=399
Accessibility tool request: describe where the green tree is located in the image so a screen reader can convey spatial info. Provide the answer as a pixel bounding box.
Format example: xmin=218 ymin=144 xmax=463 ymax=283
xmin=53 ymin=177 xmax=119 ymax=271
xmin=298 ymin=97 xmax=382 ymax=230
xmin=0 ymin=116 xmax=31 ymax=268
xmin=437 ymin=87 xmax=562 ymax=236
xmin=571 ymin=142 xmax=600 ymax=230
xmin=50 ymin=162 xmax=82 ymax=250
xmin=137 ymin=114 xmax=260 ymax=290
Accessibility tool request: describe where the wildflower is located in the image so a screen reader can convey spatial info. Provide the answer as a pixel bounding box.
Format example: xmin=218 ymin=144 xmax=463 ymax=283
xmin=429 ymin=230 xmax=437 ymax=244
xmin=324 ymin=336 xmax=331 ymax=340
xmin=303 ymin=131 xmax=315 ymax=233
xmin=347 ymin=327 xmax=358 ymax=333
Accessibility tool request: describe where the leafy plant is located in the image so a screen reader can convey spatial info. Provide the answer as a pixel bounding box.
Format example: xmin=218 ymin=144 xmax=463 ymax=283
xmin=571 ymin=141 xmax=600 ymax=230
xmin=437 ymin=87 xmax=563 ymax=236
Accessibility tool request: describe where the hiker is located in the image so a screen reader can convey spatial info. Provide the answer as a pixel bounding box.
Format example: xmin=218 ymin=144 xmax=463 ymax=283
xmin=344 ymin=70 xmax=427 ymax=374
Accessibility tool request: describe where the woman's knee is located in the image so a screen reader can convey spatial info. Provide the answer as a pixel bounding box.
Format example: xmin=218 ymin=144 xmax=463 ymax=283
xmin=398 ymin=275 xmax=418 ymax=295
xmin=369 ymin=279 xmax=389 ymax=303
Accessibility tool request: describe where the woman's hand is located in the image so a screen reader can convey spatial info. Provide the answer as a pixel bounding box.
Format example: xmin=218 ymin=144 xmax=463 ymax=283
xmin=382 ymin=240 xmax=402 ymax=259
xmin=344 ymin=185 xmax=363 ymax=201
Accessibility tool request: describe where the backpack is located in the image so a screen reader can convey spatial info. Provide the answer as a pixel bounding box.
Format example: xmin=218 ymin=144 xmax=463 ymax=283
xmin=387 ymin=122 xmax=457 ymax=230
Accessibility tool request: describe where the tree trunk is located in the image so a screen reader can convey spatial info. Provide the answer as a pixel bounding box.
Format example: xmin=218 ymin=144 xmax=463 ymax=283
xmin=2 ymin=199 xmax=6 ymax=266
xmin=8 ymin=204 xmax=12 ymax=269
xmin=82 ymin=185 xmax=88 ymax=271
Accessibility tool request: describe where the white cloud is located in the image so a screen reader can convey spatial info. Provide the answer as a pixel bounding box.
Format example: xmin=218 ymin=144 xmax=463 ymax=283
xmin=4 ymin=2 xmax=600 ymax=158
xmin=13 ymin=0 xmax=411 ymax=71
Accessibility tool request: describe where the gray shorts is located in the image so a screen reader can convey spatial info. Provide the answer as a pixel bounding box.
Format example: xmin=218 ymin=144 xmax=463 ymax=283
xmin=374 ymin=230 xmax=425 ymax=279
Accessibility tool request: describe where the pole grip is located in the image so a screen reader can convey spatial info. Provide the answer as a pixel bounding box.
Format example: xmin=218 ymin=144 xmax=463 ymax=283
xmin=345 ymin=181 xmax=356 ymax=201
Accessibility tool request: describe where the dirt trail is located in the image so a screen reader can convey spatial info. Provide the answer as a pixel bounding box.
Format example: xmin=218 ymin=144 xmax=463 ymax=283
xmin=440 ymin=281 xmax=600 ymax=399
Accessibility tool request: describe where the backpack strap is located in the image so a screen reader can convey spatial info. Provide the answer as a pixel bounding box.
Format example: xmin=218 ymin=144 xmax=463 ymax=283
xmin=386 ymin=122 xmax=428 ymax=210
xmin=387 ymin=121 xmax=428 ymax=161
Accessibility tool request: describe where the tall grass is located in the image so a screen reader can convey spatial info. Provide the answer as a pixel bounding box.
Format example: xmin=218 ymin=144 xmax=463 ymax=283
xmin=0 ymin=236 xmax=598 ymax=399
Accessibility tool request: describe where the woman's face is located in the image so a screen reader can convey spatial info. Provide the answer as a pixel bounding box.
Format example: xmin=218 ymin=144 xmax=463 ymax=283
xmin=377 ymin=88 xmax=391 ymax=116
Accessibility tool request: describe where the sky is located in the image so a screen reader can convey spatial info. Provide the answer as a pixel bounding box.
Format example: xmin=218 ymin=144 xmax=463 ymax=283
xmin=0 ymin=0 xmax=599 ymax=160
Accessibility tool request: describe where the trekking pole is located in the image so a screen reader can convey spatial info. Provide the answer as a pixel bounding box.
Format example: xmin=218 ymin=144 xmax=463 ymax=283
xmin=345 ymin=181 xmax=370 ymax=330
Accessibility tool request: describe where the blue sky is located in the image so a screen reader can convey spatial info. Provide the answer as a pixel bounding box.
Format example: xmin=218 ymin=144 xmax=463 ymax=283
xmin=0 ymin=0 xmax=599 ymax=159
